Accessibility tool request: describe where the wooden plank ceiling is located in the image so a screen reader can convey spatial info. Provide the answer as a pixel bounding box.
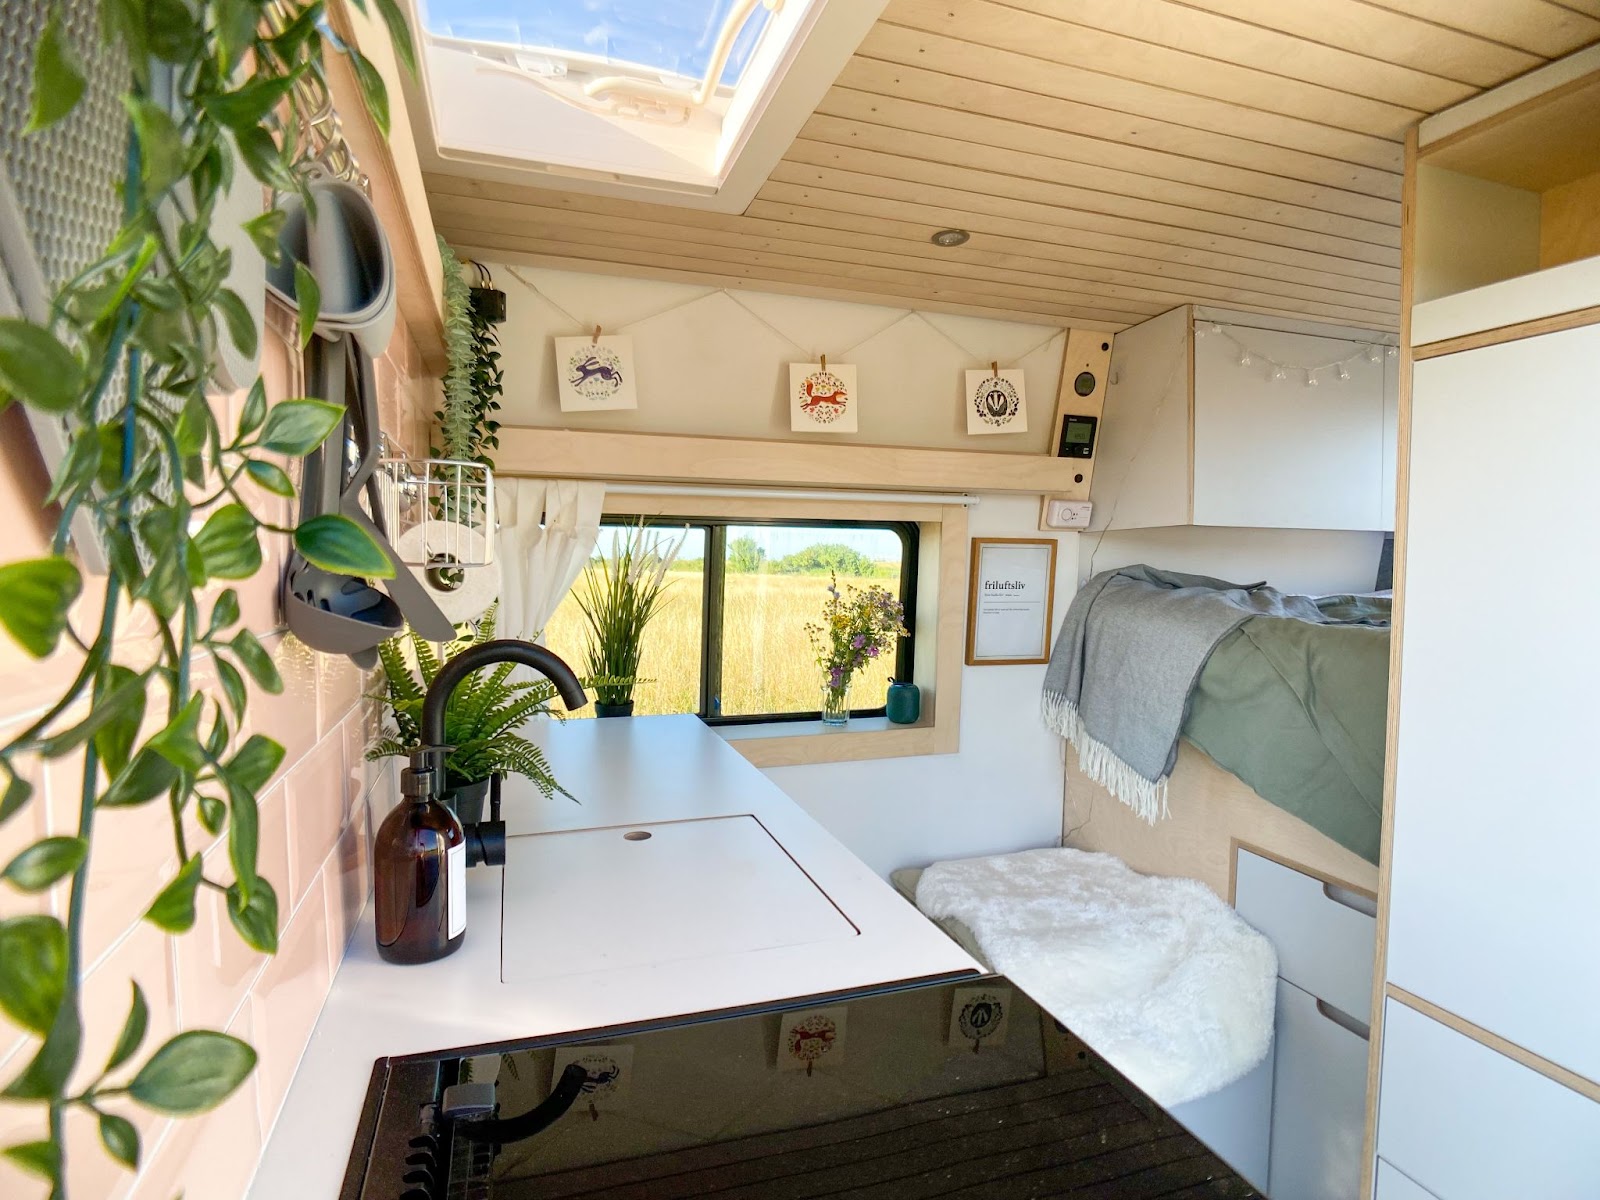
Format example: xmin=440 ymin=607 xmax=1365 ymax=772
xmin=428 ymin=0 xmax=1600 ymax=333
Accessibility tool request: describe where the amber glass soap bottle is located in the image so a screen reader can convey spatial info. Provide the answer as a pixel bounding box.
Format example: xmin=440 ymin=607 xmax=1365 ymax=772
xmin=374 ymin=762 xmax=466 ymax=964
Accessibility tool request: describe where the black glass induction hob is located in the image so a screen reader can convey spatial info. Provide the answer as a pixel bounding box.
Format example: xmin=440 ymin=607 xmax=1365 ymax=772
xmin=339 ymin=975 xmax=1257 ymax=1200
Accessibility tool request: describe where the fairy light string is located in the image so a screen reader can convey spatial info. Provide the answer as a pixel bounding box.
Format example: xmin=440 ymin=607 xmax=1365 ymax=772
xmin=1195 ymin=322 xmax=1397 ymax=388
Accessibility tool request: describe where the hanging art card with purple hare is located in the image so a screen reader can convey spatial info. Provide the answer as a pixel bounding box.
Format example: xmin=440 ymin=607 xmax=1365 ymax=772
xmin=556 ymin=334 xmax=639 ymax=411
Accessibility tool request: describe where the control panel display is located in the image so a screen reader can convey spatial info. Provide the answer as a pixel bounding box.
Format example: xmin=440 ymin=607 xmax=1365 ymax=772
xmin=1057 ymin=414 xmax=1098 ymax=459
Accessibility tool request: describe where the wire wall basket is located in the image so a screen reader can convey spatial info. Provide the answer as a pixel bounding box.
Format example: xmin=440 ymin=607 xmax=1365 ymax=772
xmin=378 ymin=458 xmax=496 ymax=569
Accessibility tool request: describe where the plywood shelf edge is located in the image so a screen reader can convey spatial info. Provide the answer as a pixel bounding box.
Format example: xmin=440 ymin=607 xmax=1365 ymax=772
xmin=494 ymin=427 xmax=1089 ymax=496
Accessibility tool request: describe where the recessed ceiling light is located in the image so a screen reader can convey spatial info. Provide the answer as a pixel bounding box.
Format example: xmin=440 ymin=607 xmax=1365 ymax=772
xmin=930 ymin=228 xmax=970 ymax=247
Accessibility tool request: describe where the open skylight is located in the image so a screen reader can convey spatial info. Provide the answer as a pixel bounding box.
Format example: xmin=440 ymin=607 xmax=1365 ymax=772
xmin=421 ymin=0 xmax=775 ymax=89
xmin=405 ymin=0 xmax=886 ymax=210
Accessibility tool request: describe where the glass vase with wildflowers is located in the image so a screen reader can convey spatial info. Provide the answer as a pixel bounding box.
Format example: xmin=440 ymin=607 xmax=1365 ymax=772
xmin=806 ymin=573 xmax=909 ymax=725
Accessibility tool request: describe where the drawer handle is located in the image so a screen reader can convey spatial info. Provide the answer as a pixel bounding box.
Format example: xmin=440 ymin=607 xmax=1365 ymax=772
xmin=1322 ymin=880 xmax=1378 ymax=918
xmin=1316 ymin=998 xmax=1372 ymax=1041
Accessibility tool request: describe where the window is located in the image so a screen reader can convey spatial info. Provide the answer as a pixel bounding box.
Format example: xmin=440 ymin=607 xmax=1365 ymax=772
xmin=542 ymin=517 xmax=917 ymax=723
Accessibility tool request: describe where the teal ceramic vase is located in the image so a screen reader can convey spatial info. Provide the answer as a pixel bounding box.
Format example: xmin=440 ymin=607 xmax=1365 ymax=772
xmin=886 ymin=679 xmax=921 ymax=725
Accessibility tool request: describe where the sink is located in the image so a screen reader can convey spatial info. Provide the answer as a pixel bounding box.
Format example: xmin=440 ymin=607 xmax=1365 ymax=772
xmin=499 ymin=815 xmax=859 ymax=985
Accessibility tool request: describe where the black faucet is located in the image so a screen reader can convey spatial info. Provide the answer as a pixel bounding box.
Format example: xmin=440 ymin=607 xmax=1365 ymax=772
xmin=403 ymin=639 xmax=588 ymax=867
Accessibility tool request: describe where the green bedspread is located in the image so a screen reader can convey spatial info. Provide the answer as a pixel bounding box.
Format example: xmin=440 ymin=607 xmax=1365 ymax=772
xmin=1183 ymin=594 xmax=1390 ymax=863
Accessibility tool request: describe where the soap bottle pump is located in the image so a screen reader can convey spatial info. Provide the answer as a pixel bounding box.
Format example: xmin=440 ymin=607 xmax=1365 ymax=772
xmin=371 ymin=639 xmax=589 ymax=966
xmin=374 ymin=755 xmax=466 ymax=964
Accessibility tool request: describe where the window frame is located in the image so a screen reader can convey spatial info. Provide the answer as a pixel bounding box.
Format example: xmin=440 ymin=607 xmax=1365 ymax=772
xmin=598 ymin=513 xmax=919 ymax=726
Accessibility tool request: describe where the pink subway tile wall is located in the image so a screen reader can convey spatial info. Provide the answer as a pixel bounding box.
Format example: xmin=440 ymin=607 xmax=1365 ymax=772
xmin=0 ymin=320 xmax=434 ymax=1200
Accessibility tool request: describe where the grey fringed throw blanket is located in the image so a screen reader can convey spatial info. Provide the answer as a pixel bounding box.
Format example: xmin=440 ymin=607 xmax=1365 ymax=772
xmin=1041 ymin=565 xmax=1332 ymax=821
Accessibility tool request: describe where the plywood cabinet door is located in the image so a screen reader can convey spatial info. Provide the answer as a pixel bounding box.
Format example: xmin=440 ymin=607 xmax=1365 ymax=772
xmin=1192 ymin=326 xmax=1388 ymax=530
xmin=1387 ymin=324 xmax=1600 ymax=1086
xmin=1268 ymin=979 xmax=1370 ymax=1200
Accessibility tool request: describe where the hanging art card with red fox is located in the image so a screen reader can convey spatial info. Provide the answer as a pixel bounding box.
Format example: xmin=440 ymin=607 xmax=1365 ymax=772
xmin=789 ymin=362 xmax=858 ymax=433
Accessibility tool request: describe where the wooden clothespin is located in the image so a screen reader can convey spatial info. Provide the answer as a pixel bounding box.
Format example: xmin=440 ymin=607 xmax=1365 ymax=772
xmin=990 ymin=361 xmax=999 ymax=376
xmin=820 ymin=353 xmax=827 ymax=370
xmin=592 ymin=324 xmax=602 ymax=345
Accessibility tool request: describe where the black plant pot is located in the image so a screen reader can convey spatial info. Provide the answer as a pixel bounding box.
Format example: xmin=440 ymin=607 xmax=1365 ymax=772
xmin=440 ymin=776 xmax=491 ymax=826
xmin=594 ymin=699 xmax=635 ymax=718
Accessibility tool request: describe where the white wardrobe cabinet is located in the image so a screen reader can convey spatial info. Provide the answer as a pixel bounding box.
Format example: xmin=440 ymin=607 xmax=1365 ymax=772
xmin=1088 ymin=305 xmax=1398 ymax=533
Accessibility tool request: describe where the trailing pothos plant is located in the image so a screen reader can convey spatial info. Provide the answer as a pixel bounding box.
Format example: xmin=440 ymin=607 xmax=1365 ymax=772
xmin=0 ymin=0 xmax=413 ymax=1194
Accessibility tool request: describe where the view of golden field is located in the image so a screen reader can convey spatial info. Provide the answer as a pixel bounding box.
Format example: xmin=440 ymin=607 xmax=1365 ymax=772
xmin=542 ymin=570 xmax=900 ymax=719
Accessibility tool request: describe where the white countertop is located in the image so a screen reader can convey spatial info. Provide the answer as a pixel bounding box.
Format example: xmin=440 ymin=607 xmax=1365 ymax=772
xmin=248 ymin=715 xmax=980 ymax=1198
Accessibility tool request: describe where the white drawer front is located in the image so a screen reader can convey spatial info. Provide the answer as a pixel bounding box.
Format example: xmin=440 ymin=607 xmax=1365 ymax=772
xmin=1234 ymin=849 xmax=1376 ymax=1016
xmin=1269 ymin=979 xmax=1369 ymax=1200
xmin=1375 ymin=1160 xmax=1441 ymax=1200
xmin=1377 ymin=1000 xmax=1600 ymax=1199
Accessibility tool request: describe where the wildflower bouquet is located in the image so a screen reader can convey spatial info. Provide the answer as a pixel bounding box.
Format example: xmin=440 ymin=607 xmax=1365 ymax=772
xmin=806 ymin=573 xmax=909 ymax=724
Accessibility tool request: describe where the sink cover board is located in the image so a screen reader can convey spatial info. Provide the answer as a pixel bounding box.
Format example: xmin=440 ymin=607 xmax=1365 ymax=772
xmin=500 ymin=815 xmax=858 ymax=984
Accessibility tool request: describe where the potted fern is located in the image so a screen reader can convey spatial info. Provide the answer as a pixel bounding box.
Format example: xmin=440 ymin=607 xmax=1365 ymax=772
xmin=575 ymin=523 xmax=687 ymax=717
xmin=370 ymin=605 xmax=575 ymax=820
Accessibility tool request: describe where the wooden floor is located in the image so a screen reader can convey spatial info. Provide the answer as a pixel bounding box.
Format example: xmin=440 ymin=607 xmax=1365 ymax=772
xmin=499 ymin=1060 xmax=1258 ymax=1200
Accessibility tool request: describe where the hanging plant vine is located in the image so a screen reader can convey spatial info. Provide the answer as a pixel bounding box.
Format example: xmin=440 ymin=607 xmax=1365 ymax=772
xmin=433 ymin=236 xmax=500 ymax=468
xmin=0 ymin=0 xmax=411 ymax=1194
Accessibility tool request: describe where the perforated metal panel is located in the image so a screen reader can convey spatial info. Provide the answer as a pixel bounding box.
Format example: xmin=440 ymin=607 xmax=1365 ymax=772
xmin=0 ymin=0 xmax=125 ymax=290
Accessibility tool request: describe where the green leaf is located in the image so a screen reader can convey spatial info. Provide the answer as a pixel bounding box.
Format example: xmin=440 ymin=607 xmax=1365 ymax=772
xmin=234 ymin=125 xmax=292 ymax=191
xmin=143 ymin=856 xmax=202 ymax=933
xmin=229 ymin=630 xmax=281 ymax=693
xmin=94 ymin=664 xmax=145 ymax=777
xmin=44 ymin=423 xmax=106 ymax=506
xmin=128 ymin=1031 xmax=257 ymax=1114
xmin=0 ymin=765 xmax=33 ymax=824
xmin=222 ymin=734 xmax=284 ymax=793
xmin=226 ymin=781 xmax=258 ymax=900
xmin=244 ymin=458 xmax=294 ymax=498
xmin=100 ymin=748 xmax=179 ymax=808
xmin=1 ymin=837 xmax=86 ymax=892
xmin=242 ymin=210 xmax=286 ymax=267
xmin=226 ymin=876 xmax=278 ymax=953
xmin=201 ymin=72 xmax=298 ymax=129
xmin=0 ymin=915 xmax=66 ymax=1033
xmin=0 ymin=319 xmax=84 ymax=414
xmin=124 ymin=96 xmax=184 ymax=195
xmin=258 ymin=398 xmax=341 ymax=456
xmin=192 ymin=504 xmax=261 ymax=581
xmin=237 ymin=377 xmax=268 ymax=438
xmin=198 ymin=794 xmax=226 ymax=835
xmin=98 ymin=1111 xmax=139 ymax=1169
xmin=215 ymin=659 xmax=247 ymax=722
xmin=104 ymin=982 xmax=149 ymax=1073
xmin=26 ymin=9 xmax=85 ymax=132
xmin=0 ymin=557 xmax=81 ymax=658
xmin=2 ymin=1140 xmax=59 ymax=1182
xmin=346 ymin=46 xmax=390 ymax=138
xmin=373 ymin=0 xmax=417 ymax=75
xmin=208 ymin=589 xmax=241 ymax=635
xmin=35 ymin=669 xmax=146 ymax=759
xmin=293 ymin=261 xmax=320 ymax=348
xmin=293 ymin=514 xmax=394 ymax=579
xmin=1 ymin=998 xmax=80 ymax=1098
xmin=146 ymin=694 xmax=205 ymax=772
xmin=214 ymin=288 xmax=258 ymax=360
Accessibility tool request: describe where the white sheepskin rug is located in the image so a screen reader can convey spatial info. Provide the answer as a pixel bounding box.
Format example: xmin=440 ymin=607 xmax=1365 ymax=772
xmin=916 ymin=848 xmax=1277 ymax=1108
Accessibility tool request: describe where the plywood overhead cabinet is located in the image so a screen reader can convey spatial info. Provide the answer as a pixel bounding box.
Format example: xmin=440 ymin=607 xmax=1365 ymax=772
xmin=1365 ymin=44 xmax=1600 ymax=1200
xmin=1088 ymin=305 xmax=1400 ymax=534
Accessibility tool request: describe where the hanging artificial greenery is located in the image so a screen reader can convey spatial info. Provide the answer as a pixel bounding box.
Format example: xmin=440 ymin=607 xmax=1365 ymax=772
xmin=0 ymin=1 xmax=410 ymax=1195
xmin=433 ymin=236 xmax=501 ymax=468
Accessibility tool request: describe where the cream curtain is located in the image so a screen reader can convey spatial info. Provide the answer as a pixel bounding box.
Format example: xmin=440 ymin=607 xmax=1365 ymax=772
xmin=495 ymin=478 xmax=606 ymax=641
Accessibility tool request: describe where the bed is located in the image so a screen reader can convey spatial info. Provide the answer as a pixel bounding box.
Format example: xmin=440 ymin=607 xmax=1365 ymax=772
xmin=1181 ymin=592 xmax=1389 ymax=865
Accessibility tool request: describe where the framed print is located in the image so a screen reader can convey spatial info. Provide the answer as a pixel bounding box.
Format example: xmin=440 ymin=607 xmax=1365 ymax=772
xmin=555 ymin=334 xmax=638 ymax=411
xmin=965 ymin=537 xmax=1058 ymax=666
